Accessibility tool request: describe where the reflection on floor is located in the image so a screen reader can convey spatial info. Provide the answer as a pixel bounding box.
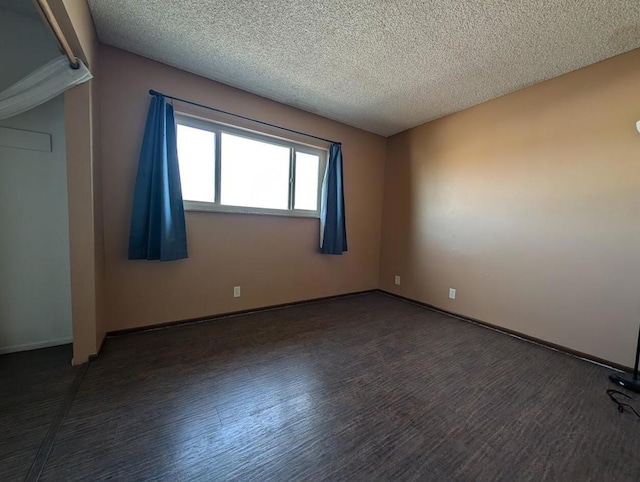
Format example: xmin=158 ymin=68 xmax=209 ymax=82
xmin=3 ymin=293 xmax=639 ymax=480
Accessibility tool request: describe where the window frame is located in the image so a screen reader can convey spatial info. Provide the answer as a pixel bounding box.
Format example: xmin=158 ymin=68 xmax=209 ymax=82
xmin=175 ymin=113 xmax=327 ymax=219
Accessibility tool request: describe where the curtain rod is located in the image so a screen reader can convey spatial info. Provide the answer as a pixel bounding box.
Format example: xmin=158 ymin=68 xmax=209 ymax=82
xmin=149 ymin=89 xmax=341 ymax=145
xmin=37 ymin=0 xmax=80 ymax=69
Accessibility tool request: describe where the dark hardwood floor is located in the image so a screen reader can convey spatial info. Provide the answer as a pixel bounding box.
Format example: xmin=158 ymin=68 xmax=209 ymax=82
xmin=0 ymin=345 xmax=78 ymax=481
xmin=3 ymin=293 xmax=639 ymax=480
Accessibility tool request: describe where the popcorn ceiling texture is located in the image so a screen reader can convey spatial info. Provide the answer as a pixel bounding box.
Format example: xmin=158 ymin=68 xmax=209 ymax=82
xmin=87 ymin=0 xmax=640 ymax=136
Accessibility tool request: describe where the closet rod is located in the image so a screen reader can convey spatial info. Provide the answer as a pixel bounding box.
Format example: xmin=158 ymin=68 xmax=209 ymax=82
xmin=37 ymin=0 xmax=80 ymax=69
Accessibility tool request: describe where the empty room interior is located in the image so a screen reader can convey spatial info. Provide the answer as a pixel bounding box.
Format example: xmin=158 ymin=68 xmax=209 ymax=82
xmin=1 ymin=0 xmax=640 ymax=480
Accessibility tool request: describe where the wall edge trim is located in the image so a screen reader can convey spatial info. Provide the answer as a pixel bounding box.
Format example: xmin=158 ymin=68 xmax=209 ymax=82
xmin=87 ymin=335 xmax=106 ymax=363
xmin=0 ymin=338 xmax=73 ymax=355
xmin=377 ymin=290 xmax=633 ymax=373
xmin=106 ymin=289 xmax=377 ymax=338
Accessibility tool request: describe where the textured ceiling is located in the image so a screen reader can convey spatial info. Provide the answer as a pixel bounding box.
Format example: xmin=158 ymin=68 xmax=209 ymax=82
xmin=87 ymin=0 xmax=640 ymax=136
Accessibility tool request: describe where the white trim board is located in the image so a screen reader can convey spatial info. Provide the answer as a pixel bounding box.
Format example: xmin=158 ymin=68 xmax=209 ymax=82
xmin=0 ymin=337 xmax=72 ymax=355
xmin=0 ymin=125 xmax=52 ymax=152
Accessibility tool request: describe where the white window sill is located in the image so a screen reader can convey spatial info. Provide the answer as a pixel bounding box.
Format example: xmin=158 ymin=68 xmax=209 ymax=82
xmin=183 ymin=200 xmax=320 ymax=219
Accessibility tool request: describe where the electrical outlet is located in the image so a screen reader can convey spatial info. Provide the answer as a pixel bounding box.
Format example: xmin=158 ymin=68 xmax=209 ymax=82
xmin=394 ymin=275 xmax=401 ymax=286
xmin=449 ymin=288 xmax=456 ymax=300
xmin=233 ymin=286 xmax=241 ymax=298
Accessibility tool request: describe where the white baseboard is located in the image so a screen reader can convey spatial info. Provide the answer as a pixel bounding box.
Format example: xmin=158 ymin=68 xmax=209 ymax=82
xmin=0 ymin=337 xmax=72 ymax=355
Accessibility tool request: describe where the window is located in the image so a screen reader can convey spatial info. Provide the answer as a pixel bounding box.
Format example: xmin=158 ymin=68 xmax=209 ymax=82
xmin=176 ymin=114 xmax=326 ymax=217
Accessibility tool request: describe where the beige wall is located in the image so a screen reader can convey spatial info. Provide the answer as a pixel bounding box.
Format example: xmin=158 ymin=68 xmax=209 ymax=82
xmin=99 ymin=46 xmax=386 ymax=332
xmin=51 ymin=2 xmax=640 ymax=367
xmin=49 ymin=0 xmax=105 ymax=363
xmin=380 ymin=48 xmax=640 ymax=367
xmin=62 ymin=0 xmax=108 ymax=354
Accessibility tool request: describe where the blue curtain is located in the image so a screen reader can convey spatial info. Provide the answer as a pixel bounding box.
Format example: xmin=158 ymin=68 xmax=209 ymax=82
xmin=320 ymin=143 xmax=348 ymax=255
xmin=128 ymin=94 xmax=188 ymax=261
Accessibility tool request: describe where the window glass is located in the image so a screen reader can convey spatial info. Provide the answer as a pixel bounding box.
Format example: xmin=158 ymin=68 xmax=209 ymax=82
xmin=220 ymin=133 xmax=290 ymax=209
xmin=176 ymin=124 xmax=216 ymax=203
xmin=175 ymin=116 xmax=325 ymax=217
xmin=294 ymin=152 xmax=320 ymax=210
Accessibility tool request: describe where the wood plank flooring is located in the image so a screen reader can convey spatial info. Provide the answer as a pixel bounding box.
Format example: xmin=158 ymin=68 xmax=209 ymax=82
xmin=3 ymin=293 xmax=639 ymax=480
xmin=0 ymin=345 xmax=78 ymax=481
